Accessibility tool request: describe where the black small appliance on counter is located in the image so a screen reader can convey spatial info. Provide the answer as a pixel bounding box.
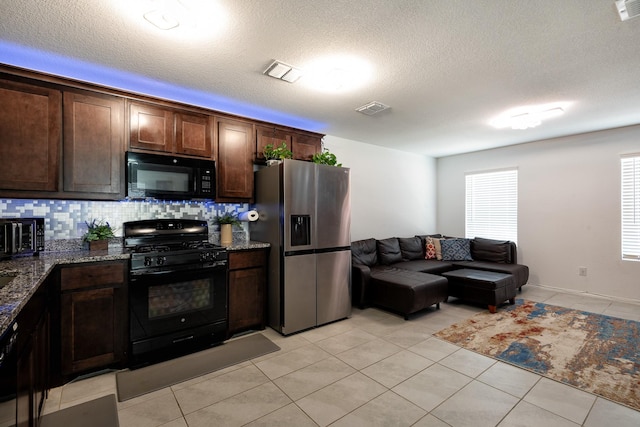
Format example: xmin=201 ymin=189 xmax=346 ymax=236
xmin=0 ymin=218 xmax=45 ymax=260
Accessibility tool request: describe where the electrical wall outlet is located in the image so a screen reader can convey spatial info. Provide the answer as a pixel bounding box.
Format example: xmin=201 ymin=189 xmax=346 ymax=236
xmin=578 ymin=267 xmax=587 ymax=277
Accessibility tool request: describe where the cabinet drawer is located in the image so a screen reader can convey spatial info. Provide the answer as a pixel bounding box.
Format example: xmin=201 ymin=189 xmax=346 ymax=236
xmin=228 ymin=250 xmax=267 ymax=270
xmin=60 ymin=262 xmax=126 ymax=291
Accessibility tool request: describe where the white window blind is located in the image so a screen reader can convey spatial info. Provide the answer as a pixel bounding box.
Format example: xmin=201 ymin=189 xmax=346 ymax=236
xmin=465 ymin=168 xmax=518 ymax=243
xmin=621 ymin=155 xmax=640 ymax=261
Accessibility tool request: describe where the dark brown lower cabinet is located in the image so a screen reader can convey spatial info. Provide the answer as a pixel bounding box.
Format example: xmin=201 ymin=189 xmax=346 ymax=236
xmin=59 ymin=261 xmax=128 ymax=377
xmin=227 ymin=249 xmax=268 ymax=337
xmin=15 ymin=276 xmax=50 ymax=427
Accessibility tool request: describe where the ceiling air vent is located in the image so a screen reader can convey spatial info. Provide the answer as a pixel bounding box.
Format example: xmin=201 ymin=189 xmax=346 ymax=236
xmin=263 ymin=60 xmax=303 ymax=83
xmin=355 ymin=101 xmax=390 ymax=116
xmin=616 ymin=0 xmax=640 ymax=21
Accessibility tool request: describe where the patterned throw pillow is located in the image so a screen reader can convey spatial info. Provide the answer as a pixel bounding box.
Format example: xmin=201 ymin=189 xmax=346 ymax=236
xmin=441 ymin=238 xmax=474 ymax=261
xmin=425 ymin=236 xmax=437 ymax=260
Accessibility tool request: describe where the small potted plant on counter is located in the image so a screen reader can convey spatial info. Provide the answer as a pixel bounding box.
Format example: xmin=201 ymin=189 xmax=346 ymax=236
xmin=82 ymin=219 xmax=115 ymax=251
xmin=215 ymin=213 xmax=241 ymax=246
xmin=263 ymin=142 xmax=292 ymax=166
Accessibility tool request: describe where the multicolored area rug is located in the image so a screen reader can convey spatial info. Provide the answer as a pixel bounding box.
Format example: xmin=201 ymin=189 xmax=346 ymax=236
xmin=435 ymin=299 xmax=640 ymax=411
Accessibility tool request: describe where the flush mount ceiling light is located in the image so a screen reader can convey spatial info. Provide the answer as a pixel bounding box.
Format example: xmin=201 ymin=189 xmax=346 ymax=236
xmin=302 ymin=55 xmax=372 ymax=93
xmin=116 ymin=1 xmax=228 ymax=39
xmin=144 ymin=10 xmax=180 ymax=30
xmin=355 ymin=101 xmax=390 ymax=116
xmin=143 ymin=0 xmax=194 ymax=30
xmin=263 ymin=60 xmax=303 ymax=83
xmin=615 ymin=0 xmax=640 ymax=21
xmin=490 ymin=103 xmax=570 ymax=130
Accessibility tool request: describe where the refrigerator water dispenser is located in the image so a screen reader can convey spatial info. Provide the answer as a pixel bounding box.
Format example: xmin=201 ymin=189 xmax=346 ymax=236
xmin=290 ymin=215 xmax=311 ymax=246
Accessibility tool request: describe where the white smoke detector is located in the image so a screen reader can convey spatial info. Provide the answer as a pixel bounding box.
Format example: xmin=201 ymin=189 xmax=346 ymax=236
xmin=616 ymin=0 xmax=640 ymax=21
xmin=355 ymin=101 xmax=390 ymax=116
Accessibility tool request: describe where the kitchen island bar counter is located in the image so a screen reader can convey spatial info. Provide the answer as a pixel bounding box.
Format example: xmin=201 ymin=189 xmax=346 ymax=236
xmin=0 ymin=240 xmax=270 ymax=336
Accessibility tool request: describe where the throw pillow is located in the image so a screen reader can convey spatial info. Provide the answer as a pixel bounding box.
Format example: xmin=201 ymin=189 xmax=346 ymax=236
xmin=441 ymin=238 xmax=474 ymax=261
xmin=425 ymin=236 xmax=437 ymax=260
xmin=434 ymin=237 xmax=444 ymax=260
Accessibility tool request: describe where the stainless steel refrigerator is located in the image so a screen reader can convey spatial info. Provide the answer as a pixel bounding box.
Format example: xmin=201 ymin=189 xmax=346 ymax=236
xmin=253 ymin=159 xmax=352 ymax=335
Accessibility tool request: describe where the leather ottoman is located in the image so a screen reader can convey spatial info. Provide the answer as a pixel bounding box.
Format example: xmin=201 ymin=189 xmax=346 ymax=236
xmin=370 ymin=267 xmax=449 ymax=319
xmin=442 ymin=268 xmax=516 ymax=313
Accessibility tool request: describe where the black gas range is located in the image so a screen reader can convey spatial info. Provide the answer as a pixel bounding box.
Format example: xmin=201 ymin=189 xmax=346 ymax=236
xmin=123 ymin=219 xmax=228 ymax=367
xmin=124 ymin=219 xmax=228 ymax=274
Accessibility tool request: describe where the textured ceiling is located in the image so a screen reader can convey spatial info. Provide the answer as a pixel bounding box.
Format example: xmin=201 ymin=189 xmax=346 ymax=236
xmin=1 ymin=0 xmax=640 ymax=157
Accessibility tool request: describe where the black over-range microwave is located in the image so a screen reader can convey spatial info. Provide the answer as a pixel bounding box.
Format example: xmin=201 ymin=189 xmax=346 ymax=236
xmin=126 ymin=152 xmax=215 ymax=200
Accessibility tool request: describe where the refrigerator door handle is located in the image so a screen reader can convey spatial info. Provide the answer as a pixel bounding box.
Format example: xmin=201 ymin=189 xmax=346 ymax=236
xmin=284 ymin=249 xmax=315 ymax=257
xmin=315 ymin=246 xmax=351 ymax=254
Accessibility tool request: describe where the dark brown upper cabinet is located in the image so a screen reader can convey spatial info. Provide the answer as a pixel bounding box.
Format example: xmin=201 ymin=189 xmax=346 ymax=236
xmin=0 ymin=78 xmax=62 ymax=192
xmin=129 ymin=102 xmax=173 ymax=152
xmin=292 ymin=132 xmax=322 ymax=161
xmin=129 ymin=101 xmax=212 ymax=158
xmin=63 ymin=90 xmax=124 ymax=197
xmin=255 ymin=125 xmax=293 ymax=163
xmin=216 ymin=117 xmax=255 ymax=201
xmin=255 ymin=126 xmax=322 ymax=163
xmin=175 ymin=112 xmax=213 ymax=158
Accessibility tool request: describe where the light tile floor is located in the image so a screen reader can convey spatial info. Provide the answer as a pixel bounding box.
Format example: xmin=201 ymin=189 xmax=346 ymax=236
xmin=43 ymin=285 xmax=640 ymax=426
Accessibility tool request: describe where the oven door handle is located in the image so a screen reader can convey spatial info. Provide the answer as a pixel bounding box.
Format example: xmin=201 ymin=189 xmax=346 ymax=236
xmin=130 ymin=264 xmax=227 ymax=278
xmin=132 ymin=270 xmax=174 ymax=276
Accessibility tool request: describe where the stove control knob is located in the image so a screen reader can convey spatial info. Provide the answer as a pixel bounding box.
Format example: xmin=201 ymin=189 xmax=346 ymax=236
xmin=156 ymin=256 xmax=166 ymax=266
xmin=144 ymin=257 xmax=152 ymax=267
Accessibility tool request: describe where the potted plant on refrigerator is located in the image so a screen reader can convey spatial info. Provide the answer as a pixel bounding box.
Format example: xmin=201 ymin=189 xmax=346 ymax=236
xmin=82 ymin=219 xmax=115 ymax=251
xmin=312 ymin=148 xmax=342 ymax=167
xmin=215 ymin=213 xmax=241 ymax=246
xmin=263 ymin=142 xmax=292 ymax=166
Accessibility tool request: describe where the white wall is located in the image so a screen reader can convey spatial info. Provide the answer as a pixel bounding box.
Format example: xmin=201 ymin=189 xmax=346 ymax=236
xmin=323 ymin=136 xmax=437 ymax=241
xmin=437 ymin=124 xmax=640 ymax=302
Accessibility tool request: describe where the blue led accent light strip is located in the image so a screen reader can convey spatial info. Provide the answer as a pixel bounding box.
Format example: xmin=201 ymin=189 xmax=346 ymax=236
xmin=0 ymin=40 xmax=325 ymax=132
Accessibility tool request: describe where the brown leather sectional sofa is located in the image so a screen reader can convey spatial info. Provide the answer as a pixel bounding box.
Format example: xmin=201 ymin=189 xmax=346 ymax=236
xmin=351 ymin=235 xmax=529 ymax=318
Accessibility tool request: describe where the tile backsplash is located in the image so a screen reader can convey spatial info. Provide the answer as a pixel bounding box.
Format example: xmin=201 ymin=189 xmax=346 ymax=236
xmin=0 ymin=199 xmax=250 ymax=241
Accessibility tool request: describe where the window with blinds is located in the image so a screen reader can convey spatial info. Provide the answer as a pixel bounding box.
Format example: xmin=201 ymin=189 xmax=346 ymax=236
xmin=621 ymin=155 xmax=640 ymax=261
xmin=465 ymin=168 xmax=518 ymax=243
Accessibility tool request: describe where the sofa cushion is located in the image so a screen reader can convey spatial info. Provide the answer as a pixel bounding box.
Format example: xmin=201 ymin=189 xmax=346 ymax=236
xmin=441 ymin=238 xmax=473 ymax=261
xmin=398 ymin=236 xmax=424 ymax=261
xmin=471 ymin=237 xmax=512 ymax=264
xmin=377 ymin=238 xmax=403 ymax=265
xmin=351 ymin=238 xmax=378 ymax=267
xmin=452 ymin=261 xmax=529 ymax=287
xmin=394 ymin=259 xmax=455 ymax=275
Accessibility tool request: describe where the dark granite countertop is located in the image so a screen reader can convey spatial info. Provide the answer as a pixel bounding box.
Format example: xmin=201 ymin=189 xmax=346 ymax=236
xmin=0 ymin=247 xmax=129 ymax=337
xmin=225 ymin=241 xmax=270 ymax=251
xmin=0 ymin=240 xmax=270 ymax=337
